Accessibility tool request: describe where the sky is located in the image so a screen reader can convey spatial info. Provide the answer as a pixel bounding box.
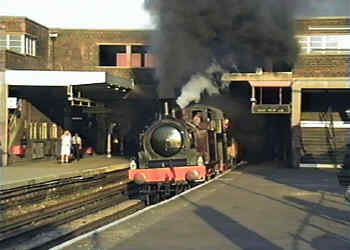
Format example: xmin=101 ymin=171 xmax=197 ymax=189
xmin=1 ymin=0 xmax=349 ymax=30
xmin=0 ymin=0 xmax=154 ymax=29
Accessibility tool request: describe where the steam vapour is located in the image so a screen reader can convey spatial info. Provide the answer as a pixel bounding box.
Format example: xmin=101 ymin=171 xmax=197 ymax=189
xmin=177 ymin=63 xmax=228 ymax=108
xmin=144 ymin=0 xmax=299 ymax=99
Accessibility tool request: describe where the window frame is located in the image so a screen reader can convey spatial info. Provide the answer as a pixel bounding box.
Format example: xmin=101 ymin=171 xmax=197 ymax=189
xmin=297 ymin=34 xmax=350 ymax=55
xmin=0 ymin=33 xmax=37 ymax=56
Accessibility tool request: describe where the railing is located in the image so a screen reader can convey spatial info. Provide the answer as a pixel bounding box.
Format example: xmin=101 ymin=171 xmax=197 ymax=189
xmin=319 ymin=106 xmax=337 ymax=164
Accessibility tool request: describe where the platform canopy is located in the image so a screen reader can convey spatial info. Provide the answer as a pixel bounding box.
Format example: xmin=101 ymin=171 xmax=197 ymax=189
xmin=5 ymin=70 xmax=106 ymax=86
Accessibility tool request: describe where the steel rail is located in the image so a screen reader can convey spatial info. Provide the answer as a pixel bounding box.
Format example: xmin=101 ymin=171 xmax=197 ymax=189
xmin=33 ymin=201 xmax=145 ymax=250
xmin=0 ymin=170 xmax=128 ymax=210
xmin=0 ymin=179 xmax=133 ymax=242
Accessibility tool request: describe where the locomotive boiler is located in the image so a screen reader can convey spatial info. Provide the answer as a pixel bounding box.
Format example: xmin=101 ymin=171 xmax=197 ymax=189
xmin=128 ymin=103 xmax=239 ymax=204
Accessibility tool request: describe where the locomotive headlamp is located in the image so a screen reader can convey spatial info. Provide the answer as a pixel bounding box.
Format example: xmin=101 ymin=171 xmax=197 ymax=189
xmin=129 ymin=160 xmax=137 ymax=170
xmin=134 ymin=173 xmax=146 ymax=184
xmin=186 ymin=170 xmax=200 ymax=181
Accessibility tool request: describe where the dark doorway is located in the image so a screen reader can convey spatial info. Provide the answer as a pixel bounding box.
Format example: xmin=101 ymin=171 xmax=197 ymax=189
xmin=263 ymin=115 xmax=291 ymax=162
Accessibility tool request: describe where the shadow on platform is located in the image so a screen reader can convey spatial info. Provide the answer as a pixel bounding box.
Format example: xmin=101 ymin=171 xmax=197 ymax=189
xmin=182 ymin=196 xmax=283 ymax=250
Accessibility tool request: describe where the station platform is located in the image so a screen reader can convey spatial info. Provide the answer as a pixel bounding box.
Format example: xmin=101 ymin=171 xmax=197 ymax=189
xmin=60 ymin=163 xmax=350 ymax=250
xmin=0 ymin=155 xmax=130 ymax=190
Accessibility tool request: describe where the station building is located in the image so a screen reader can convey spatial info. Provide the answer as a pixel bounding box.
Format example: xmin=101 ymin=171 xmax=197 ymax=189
xmin=224 ymin=17 xmax=350 ymax=168
xmin=0 ymin=16 xmax=157 ymax=166
xmin=0 ymin=16 xmax=349 ymax=168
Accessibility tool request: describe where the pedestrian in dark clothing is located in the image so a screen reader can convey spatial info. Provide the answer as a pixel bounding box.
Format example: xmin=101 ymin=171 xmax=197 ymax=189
xmin=72 ymin=133 xmax=82 ymax=161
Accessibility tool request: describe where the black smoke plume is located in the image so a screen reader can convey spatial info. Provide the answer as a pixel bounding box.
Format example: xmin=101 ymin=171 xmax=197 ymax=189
xmin=143 ymin=0 xmax=347 ymax=163
xmin=144 ymin=0 xmax=299 ymax=98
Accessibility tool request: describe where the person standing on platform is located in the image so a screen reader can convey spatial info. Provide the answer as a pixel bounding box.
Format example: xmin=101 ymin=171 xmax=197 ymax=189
xmin=72 ymin=133 xmax=82 ymax=161
xmin=60 ymin=130 xmax=72 ymax=164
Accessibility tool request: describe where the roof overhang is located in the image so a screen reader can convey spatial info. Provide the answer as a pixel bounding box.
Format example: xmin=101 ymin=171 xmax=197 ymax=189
xmin=5 ymin=70 xmax=106 ymax=86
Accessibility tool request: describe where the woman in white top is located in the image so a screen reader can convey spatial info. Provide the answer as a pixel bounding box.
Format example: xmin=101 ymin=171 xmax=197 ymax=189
xmin=61 ymin=130 xmax=72 ymax=163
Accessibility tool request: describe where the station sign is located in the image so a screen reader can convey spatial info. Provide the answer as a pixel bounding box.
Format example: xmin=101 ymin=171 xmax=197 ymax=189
xmin=252 ymin=104 xmax=291 ymax=114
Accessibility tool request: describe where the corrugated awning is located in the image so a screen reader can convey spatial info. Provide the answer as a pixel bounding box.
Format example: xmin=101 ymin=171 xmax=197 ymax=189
xmin=249 ymin=81 xmax=292 ymax=87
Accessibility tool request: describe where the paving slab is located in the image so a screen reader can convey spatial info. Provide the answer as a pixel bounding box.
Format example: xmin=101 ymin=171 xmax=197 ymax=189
xmin=0 ymin=155 xmax=129 ymax=190
xmin=58 ymin=162 xmax=350 ymax=250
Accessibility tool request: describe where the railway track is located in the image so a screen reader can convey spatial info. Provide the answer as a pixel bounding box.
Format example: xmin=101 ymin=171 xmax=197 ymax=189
xmin=0 ymin=169 xmax=145 ymax=250
xmin=0 ymin=168 xmax=234 ymax=249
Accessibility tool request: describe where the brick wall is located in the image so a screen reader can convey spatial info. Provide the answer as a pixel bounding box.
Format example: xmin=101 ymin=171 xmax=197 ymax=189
xmin=0 ymin=17 xmax=26 ymax=32
xmin=0 ymin=51 xmax=5 ymax=71
xmin=5 ymin=50 xmax=45 ymax=70
xmin=294 ymin=55 xmax=350 ymax=77
xmin=295 ymin=17 xmax=350 ymax=35
xmin=24 ymin=19 xmax=49 ymax=68
xmin=0 ymin=29 xmax=5 ymax=70
xmin=50 ymin=29 xmax=156 ymax=84
xmin=294 ymin=17 xmax=350 ymax=77
xmin=0 ymin=17 xmax=49 ymax=70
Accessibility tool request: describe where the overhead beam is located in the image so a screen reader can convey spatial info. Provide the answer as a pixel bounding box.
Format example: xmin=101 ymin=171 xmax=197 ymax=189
xmin=5 ymin=70 xmax=106 ymax=86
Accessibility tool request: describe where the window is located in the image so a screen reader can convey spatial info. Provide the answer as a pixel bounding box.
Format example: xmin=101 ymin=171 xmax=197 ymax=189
xmin=297 ymin=35 xmax=350 ymax=54
xmin=29 ymin=122 xmax=37 ymax=140
xmin=9 ymin=35 xmax=22 ymax=53
xmin=99 ymin=44 xmax=156 ymax=67
xmin=310 ymin=36 xmax=322 ymax=48
xmin=41 ymin=123 xmax=47 ymax=139
xmin=33 ymin=122 xmax=38 ymax=139
xmin=0 ymin=34 xmax=36 ymax=56
xmin=25 ymin=35 xmax=36 ymax=56
xmin=50 ymin=124 xmax=58 ymax=139
xmin=99 ymin=45 xmax=126 ymax=66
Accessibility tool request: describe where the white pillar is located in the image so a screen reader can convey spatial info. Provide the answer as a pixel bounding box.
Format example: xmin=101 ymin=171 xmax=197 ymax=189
xmin=0 ymin=71 xmax=8 ymax=166
xmin=291 ymin=87 xmax=302 ymax=127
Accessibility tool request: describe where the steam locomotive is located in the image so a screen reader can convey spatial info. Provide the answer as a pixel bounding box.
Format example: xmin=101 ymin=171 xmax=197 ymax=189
xmin=128 ymin=103 xmax=240 ymax=204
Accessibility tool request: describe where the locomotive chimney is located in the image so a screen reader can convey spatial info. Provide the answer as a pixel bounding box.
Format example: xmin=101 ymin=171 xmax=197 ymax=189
xmin=164 ymin=101 xmax=169 ymax=116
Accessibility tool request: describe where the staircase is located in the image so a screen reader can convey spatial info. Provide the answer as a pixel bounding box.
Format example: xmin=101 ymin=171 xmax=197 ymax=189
xmin=300 ymin=110 xmax=350 ymax=165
